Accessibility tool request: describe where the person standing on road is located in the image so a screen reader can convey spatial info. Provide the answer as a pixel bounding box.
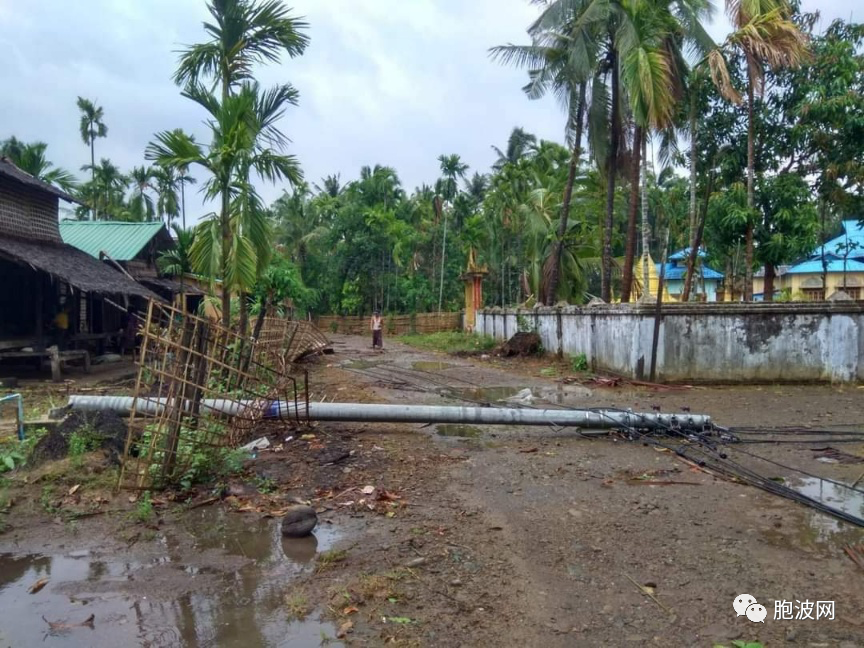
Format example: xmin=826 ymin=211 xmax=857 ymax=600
xmin=371 ymin=310 xmax=383 ymax=349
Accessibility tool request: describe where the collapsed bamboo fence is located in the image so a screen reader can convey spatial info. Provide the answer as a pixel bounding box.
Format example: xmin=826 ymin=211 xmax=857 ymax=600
xmin=119 ymin=301 xmax=305 ymax=490
xmin=314 ymin=312 xmax=462 ymax=336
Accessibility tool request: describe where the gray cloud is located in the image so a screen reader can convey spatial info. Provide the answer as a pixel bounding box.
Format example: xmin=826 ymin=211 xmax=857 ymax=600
xmin=0 ymin=0 xmax=858 ymax=223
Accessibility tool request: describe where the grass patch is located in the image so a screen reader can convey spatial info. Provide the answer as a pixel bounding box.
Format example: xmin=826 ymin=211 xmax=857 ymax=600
xmin=284 ymin=590 xmax=310 ymax=620
xmin=399 ymin=332 xmax=496 ymax=354
xmin=316 ymin=548 xmax=348 ymax=572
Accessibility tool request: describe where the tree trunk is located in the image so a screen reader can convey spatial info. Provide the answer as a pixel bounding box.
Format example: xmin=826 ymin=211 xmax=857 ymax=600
xmin=238 ymin=292 xmax=249 ymax=337
xmin=682 ymin=101 xmax=698 ymax=302
xmin=641 ymin=135 xmax=650 ymax=299
xmin=90 ymin=131 xmax=96 ymax=221
xmin=744 ymin=74 xmax=755 ymax=301
xmin=181 ymin=178 xmax=186 ymax=230
xmin=252 ymin=296 xmax=269 ymax=341
xmin=220 ymin=192 xmax=231 ymax=330
xmin=546 ymin=82 xmax=586 ymax=306
xmin=601 ymin=51 xmax=620 ymax=303
xmin=764 ymin=263 xmax=775 ymax=302
xmin=820 ymin=200 xmax=827 ymax=294
xmin=621 ymin=124 xmax=642 ymax=303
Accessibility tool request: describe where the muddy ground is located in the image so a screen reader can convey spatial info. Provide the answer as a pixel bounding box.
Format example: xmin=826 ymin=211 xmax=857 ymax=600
xmin=1 ymin=333 xmax=863 ymax=647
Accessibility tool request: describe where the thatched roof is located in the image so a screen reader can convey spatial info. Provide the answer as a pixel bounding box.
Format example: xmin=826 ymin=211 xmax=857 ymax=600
xmin=0 ymin=156 xmax=81 ymax=204
xmin=139 ymin=277 xmax=206 ymax=295
xmin=0 ymin=235 xmax=160 ymax=299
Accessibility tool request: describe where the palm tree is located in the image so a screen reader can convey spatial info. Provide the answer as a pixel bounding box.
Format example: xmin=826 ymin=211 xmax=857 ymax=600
xmin=171 ymin=0 xmax=309 ymax=332
xmin=174 ymin=0 xmax=309 ymax=103
xmin=79 ymin=158 xmax=127 ymax=220
xmin=525 ymin=0 xmax=716 ymax=302
xmin=0 ymin=137 xmax=77 ymax=191
xmin=158 ymin=224 xmax=196 ymax=277
xmin=491 ymin=127 xmax=538 ymax=170
xmin=127 ymin=166 xmax=156 ymax=222
xmin=153 ymin=164 xmax=182 ymax=225
xmin=718 ymin=0 xmax=808 ymax=300
xmin=436 ymin=154 xmax=468 ymax=312
xmin=146 ymin=82 xmax=302 ymax=330
xmin=491 ymin=13 xmax=598 ymax=305
xmin=76 ymin=97 xmax=108 ymax=219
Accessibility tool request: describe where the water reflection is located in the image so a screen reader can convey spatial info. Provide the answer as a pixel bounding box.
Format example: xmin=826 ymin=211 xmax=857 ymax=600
xmin=794 ymin=477 xmax=864 ymax=544
xmin=0 ymin=509 xmax=343 ymax=647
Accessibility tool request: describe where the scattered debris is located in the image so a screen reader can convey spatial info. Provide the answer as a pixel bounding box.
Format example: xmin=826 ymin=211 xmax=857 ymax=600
xmin=505 ymin=388 xmax=534 ymax=404
xmin=844 ymin=544 xmax=864 ymax=572
xmin=240 ymin=437 xmax=271 ymax=452
xmin=361 ymin=485 xmax=376 ymax=495
xmin=42 ymin=614 xmax=95 ymax=632
xmin=811 ymin=447 xmax=864 ymax=464
xmin=561 ymin=375 xmax=692 ymax=391
xmin=625 ymin=574 xmax=671 ymax=614
xmin=281 ymin=505 xmax=318 ymax=538
xmin=29 ymin=578 xmax=49 ymax=594
xmin=336 ymin=620 xmax=354 ymax=638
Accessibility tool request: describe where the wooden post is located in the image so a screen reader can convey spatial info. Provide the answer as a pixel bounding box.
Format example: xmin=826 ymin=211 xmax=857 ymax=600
xmin=649 ymin=231 xmax=670 ymax=382
xmin=49 ymin=346 xmax=61 ymax=382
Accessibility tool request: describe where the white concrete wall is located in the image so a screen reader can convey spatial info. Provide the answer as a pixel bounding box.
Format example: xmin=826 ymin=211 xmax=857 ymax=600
xmin=476 ymin=303 xmax=864 ymax=383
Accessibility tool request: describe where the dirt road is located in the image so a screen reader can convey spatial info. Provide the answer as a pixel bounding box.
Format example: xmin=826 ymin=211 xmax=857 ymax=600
xmin=1 ymin=334 xmax=863 ymax=647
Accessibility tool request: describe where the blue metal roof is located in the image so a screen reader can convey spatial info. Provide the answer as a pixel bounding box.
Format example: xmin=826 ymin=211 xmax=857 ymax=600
xmin=814 ymin=219 xmax=864 ymax=260
xmin=786 ymin=258 xmax=864 ymax=275
xmin=668 ymin=247 xmax=707 ymax=261
xmin=658 ymin=263 xmax=724 ymax=281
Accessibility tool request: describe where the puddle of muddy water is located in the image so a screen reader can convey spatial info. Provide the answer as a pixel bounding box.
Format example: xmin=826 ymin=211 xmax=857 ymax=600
xmin=342 ymin=358 xmax=383 ymax=370
xmin=440 ymin=386 xmax=522 ymax=402
xmin=791 ymin=477 xmax=864 ymax=545
xmin=412 ymin=361 xmax=455 ymax=371
xmin=0 ymin=508 xmax=344 ymax=647
xmin=437 ymin=424 xmax=483 ymax=438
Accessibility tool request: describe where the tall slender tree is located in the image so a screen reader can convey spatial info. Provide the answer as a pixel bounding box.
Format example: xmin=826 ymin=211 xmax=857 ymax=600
xmin=147 ymin=83 xmax=302 ymax=329
xmin=76 ymin=97 xmax=108 ymax=219
xmin=436 ymin=154 xmax=468 ymax=312
xmin=171 ymin=0 xmax=309 ymax=331
xmin=719 ymin=0 xmax=808 ymax=300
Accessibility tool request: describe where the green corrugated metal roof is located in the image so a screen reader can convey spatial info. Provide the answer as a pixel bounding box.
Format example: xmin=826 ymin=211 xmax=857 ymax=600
xmin=59 ymin=220 xmax=168 ymax=261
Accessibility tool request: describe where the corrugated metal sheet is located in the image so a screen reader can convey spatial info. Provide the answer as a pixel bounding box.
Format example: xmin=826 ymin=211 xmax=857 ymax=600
xmin=59 ymin=221 xmax=167 ymax=261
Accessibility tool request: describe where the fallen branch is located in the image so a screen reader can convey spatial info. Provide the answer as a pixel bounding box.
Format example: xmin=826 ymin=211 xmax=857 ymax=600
xmin=625 ymin=574 xmax=672 ymax=615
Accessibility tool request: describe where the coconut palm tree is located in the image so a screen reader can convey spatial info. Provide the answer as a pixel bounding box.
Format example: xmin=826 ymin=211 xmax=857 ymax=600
xmin=490 ymin=12 xmax=599 ymax=304
xmin=717 ymin=0 xmax=808 ymax=300
xmin=127 ymin=166 xmax=156 ymax=222
xmin=76 ymin=97 xmax=108 ymax=219
xmin=491 ymin=127 xmax=538 ymax=170
xmin=0 ymin=137 xmax=77 ymax=191
xmin=146 ymin=82 xmax=302 ymax=330
xmin=525 ymin=0 xmax=716 ymax=302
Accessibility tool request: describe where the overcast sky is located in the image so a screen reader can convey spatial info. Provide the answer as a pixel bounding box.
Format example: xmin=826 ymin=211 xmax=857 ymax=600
xmin=0 ymin=0 xmax=858 ymax=223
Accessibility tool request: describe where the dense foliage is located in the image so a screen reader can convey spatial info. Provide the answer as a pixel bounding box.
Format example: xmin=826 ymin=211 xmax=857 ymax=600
xmin=3 ymin=0 xmax=862 ymax=313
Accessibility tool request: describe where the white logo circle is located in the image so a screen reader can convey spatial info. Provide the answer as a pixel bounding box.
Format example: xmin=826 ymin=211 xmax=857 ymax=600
xmin=746 ymin=603 xmax=767 ymax=623
xmin=733 ymin=594 xmax=757 ymax=617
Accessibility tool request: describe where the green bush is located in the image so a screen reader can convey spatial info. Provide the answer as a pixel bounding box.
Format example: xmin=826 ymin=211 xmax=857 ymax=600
xmin=570 ymin=352 xmax=589 ymax=372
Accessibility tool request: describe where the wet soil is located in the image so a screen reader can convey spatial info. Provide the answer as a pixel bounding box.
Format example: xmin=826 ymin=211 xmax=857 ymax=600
xmin=1 ymin=334 xmax=863 ymax=647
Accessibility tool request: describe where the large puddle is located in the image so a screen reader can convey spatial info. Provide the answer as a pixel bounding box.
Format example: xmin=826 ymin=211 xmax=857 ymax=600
xmin=0 ymin=508 xmax=343 ymax=647
xmin=793 ymin=477 xmax=864 ymax=545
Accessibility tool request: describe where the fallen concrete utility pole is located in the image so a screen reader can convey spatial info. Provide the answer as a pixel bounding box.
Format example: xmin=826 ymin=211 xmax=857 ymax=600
xmin=67 ymin=395 xmax=711 ymax=432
